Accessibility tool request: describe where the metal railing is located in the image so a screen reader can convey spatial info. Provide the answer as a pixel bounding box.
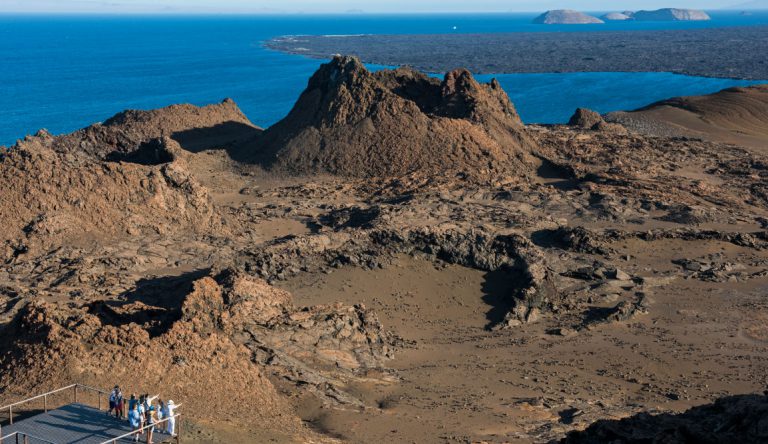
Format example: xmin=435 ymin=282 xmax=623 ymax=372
xmin=0 ymin=384 xmax=181 ymax=444
xmin=99 ymin=413 xmax=181 ymax=444
xmin=0 ymin=384 xmax=110 ymax=426
xmin=0 ymin=431 xmax=58 ymax=444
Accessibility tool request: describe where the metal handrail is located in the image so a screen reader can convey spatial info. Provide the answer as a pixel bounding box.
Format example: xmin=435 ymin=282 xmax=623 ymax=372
xmin=0 ymin=431 xmax=58 ymax=444
xmin=0 ymin=384 xmax=181 ymax=444
xmin=1 ymin=384 xmax=111 ymax=426
xmin=99 ymin=413 xmax=181 ymax=444
xmin=1 ymin=384 xmax=109 ymax=410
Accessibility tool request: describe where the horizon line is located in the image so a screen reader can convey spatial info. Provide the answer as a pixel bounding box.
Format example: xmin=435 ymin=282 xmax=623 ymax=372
xmin=0 ymin=8 xmax=762 ymax=16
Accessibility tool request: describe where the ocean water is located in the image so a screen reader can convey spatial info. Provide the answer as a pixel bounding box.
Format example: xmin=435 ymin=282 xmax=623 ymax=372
xmin=1 ymin=12 xmax=768 ymax=145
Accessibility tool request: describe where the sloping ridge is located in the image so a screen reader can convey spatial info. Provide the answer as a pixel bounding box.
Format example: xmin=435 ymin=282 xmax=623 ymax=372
xmin=50 ymin=99 xmax=261 ymax=158
xmin=630 ymin=84 xmax=768 ymax=149
xmin=1 ymin=131 xmax=222 ymax=261
xmin=641 ymin=85 xmax=768 ymax=132
xmin=244 ymin=56 xmax=539 ymax=178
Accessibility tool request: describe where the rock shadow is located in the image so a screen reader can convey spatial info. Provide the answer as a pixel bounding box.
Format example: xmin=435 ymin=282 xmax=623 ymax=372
xmin=88 ymin=269 xmax=209 ymax=337
xmin=105 ymin=121 xmax=261 ymax=165
xmin=558 ymin=393 xmax=768 ymax=444
xmin=481 ymin=267 xmax=525 ymax=329
xmin=170 ymin=121 xmax=261 ymax=154
xmin=530 ymin=228 xmax=563 ymax=249
xmin=536 ymin=158 xmax=579 ymax=191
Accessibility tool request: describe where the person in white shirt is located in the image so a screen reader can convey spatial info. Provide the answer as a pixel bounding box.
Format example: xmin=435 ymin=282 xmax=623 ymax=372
xmin=165 ymin=400 xmax=181 ymax=436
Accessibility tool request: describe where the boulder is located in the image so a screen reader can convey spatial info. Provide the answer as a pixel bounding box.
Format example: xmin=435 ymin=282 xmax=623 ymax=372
xmin=568 ymin=108 xmax=605 ymax=128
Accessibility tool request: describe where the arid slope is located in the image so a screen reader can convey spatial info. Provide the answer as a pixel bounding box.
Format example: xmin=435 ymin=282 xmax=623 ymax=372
xmin=609 ymin=84 xmax=768 ymax=151
xmin=0 ymin=61 xmax=767 ymax=444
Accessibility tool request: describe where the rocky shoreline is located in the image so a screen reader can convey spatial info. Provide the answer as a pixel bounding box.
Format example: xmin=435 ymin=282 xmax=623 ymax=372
xmin=266 ymin=25 xmax=768 ymax=80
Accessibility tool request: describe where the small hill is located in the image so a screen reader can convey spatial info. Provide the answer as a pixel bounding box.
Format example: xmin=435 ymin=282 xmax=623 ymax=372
xmin=50 ymin=99 xmax=261 ymax=159
xmin=0 ymin=98 xmax=269 ymax=260
xmin=631 ymin=8 xmax=711 ymax=21
xmin=245 ymin=56 xmax=539 ymax=178
xmin=533 ymin=10 xmax=604 ymax=24
xmin=607 ymin=84 xmax=768 ymax=151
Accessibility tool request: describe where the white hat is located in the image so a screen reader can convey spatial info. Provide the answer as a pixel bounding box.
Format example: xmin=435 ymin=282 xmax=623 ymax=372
xmin=167 ymin=400 xmax=174 ymax=405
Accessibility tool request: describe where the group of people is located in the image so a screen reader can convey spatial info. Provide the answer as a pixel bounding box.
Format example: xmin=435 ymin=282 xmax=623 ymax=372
xmin=107 ymin=386 xmax=181 ymax=443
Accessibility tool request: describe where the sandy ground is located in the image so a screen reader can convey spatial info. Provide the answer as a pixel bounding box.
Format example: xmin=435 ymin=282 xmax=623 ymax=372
xmin=280 ymin=246 xmax=768 ymax=443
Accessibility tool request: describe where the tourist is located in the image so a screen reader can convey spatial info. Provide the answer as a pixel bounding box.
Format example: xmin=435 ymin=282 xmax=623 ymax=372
xmin=137 ymin=395 xmax=146 ymax=436
xmin=145 ymin=405 xmax=157 ymax=444
xmin=165 ymin=400 xmax=180 ymax=436
xmin=107 ymin=386 xmax=118 ymax=416
xmin=128 ymin=403 xmax=143 ymax=443
xmin=115 ymin=386 xmax=124 ymax=419
xmin=128 ymin=393 xmax=138 ymax=412
xmin=157 ymin=399 xmax=166 ymax=422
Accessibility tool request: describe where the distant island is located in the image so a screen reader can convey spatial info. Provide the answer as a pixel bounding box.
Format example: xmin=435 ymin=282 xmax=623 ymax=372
xmin=628 ymin=8 xmax=711 ymax=21
xmin=532 ymin=10 xmax=604 ymax=24
xmin=267 ymin=26 xmax=768 ymax=80
xmin=537 ymin=8 xmax=711 ymax=24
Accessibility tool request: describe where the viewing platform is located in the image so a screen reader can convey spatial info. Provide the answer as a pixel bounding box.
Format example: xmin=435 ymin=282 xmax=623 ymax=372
xmin=0 ymin=385 xmax=180 ymax=444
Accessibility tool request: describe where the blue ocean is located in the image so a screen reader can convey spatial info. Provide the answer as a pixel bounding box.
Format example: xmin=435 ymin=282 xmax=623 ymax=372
xmin=1 ymin=12 xmax=768 ymax=146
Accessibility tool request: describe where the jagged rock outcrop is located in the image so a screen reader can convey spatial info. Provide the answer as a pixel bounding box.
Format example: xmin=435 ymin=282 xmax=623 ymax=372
xmin=373 ymin=227 xmax=559 ymax=327
xmin=0 ymin=267 xmax=393 ymax=421
xmin=0 ymin=278 xmax=295 ymax=430
xmin=49 ymin=99 xmax=260 ymax=159
xmin=568 ymin=108 xmax=628 ymax=133
xmin=533 ymin=10 xmax=604 ymax=24
xmin=568 ymin=108 xmax=604 ymax=129
xmin=0 ymin=133 xmax=219 ymax=261
xmin=240 ymin=225 xmax=559 ymax=328
xmin=246 ymin=56 xmax=538 ymax=178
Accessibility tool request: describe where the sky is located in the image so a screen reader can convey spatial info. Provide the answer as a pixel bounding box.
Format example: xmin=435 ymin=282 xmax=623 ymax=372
xmin=0 ymin=0 xmax=750 ymax=13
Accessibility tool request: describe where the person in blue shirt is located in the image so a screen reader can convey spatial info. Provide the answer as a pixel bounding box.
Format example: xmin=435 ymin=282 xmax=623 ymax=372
xmin=128 ymin=403 xmax=143 ymax=443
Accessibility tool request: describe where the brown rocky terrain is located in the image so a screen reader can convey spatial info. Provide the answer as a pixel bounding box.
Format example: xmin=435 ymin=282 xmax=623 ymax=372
xmin=1 ymin=60 xmax=767 ymax=443
xmin=244 ymin=56 xmax=538 ymax=178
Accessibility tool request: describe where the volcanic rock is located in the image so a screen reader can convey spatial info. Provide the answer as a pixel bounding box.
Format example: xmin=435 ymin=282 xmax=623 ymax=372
xmin=568 ymin=108 xmax=604 ymax=129
xmin=245 ymin=56 xmax=539 ymax=178
xmin=533 ymin=10 xmax=604 ymax=24
xmin=50 ymin=99 xmax=260 ymax=159
xmin=0 ymin=267 xmax=393 ymax=421
xmin=0 ymin=133 xmax=219 ymax=260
